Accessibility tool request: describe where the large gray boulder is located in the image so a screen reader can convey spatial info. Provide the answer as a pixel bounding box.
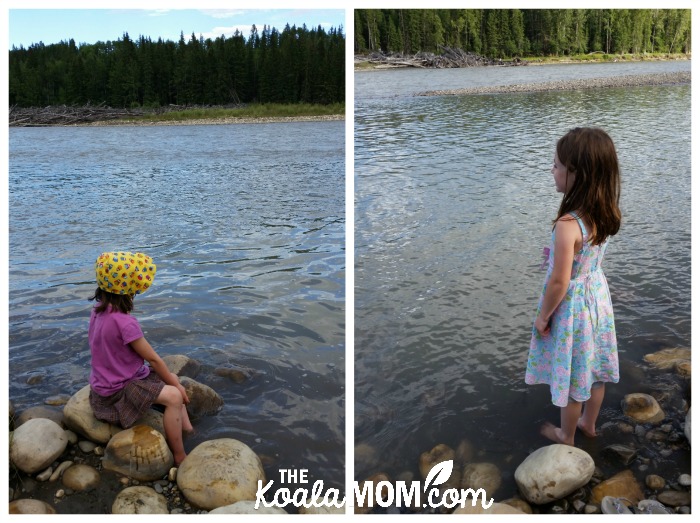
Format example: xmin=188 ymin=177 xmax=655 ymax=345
xmin=10 ymin=418 xmax=68 ymax=474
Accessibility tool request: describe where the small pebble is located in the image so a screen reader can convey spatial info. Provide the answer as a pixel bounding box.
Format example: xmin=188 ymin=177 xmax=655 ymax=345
xmin=168 ymin=467 xmax=178 ymax=482
xmin=660 ymin=449 xmax=673 ymax=458
xmin=119 ymin=477 xmax=130 ymax=486
xmin=646 ymin=474 xmax=665 ymax=490
xmin=634 ymin=425 xmax=647 ymax=438
xmin=78 ymin=441 xmax=96 ymax=453
xmin=584 ymin=504 xmax=600 ymax=514
xmin=49 ymin=461 xmax=73 ymax=482
xmin=94 ymin=446 xmax=104 ymax=456
xmin=170 ymin=509 xmax=183 ymax=514
xmin=55 ymin=489 xmax=65 ymax=499
xmin=154 ymin=483 xmax=163 ymax=494
xmin=572 ymin=499 xmax=586 ymax=512
xmin=36 ymin=467 xmax=53 ymax=482
xmin=64 ymin=488 xmax=74 ymax=496
xmin=64 ymin=430 xmax=78 ymax=445
xmin=678 ymin=506 xmax=690 ymax=515
xmin=678 ymin=474 xmax=691 ymax=486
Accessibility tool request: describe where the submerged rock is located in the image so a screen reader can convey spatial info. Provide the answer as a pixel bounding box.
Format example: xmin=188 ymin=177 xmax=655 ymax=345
xmin=643 ymin=347 xmax=690 ymax=371
xmin=15 ymin=405 xmax=65 ymax=428
xmin=461 ymin=462 xmax=501 ymax=500
xmin=514 ymin=444 xmax=594 ymax=505
xmin=621 ymin=393 xmax=665 ymax=423
xmin=10 ymin=418 xmax=68 ymax=474
xmin=177 ymin=438 xmax=265 ymax=510
xmin=179 ymin=376 xmax=224 ymax=417
xmin=418 ymin=444 xmax=460 ymax=491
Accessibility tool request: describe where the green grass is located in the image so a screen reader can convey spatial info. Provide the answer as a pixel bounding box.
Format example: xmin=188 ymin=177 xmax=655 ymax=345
xmin=138 ymin=102 xmax=345 ymax=122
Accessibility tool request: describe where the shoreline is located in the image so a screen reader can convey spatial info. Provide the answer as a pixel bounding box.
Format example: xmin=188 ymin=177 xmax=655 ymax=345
xmin=419 ymin=71 xmax=690 ymax=97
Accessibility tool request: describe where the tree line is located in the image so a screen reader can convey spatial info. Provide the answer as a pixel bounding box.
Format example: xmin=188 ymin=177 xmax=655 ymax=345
xmin=355 ymin=9 xmax=691 ymax=58
xmin=9 ymin=24 xmax=345 ymax=108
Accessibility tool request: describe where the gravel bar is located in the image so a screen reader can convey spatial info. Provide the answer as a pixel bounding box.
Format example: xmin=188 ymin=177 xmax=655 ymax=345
xmin=418 ymin=71 xmax=690 ymax=97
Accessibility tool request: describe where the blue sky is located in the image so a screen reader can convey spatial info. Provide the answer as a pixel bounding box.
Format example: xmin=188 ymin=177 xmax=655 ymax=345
xmin=9 ymin=7 xmax=346 ymax=49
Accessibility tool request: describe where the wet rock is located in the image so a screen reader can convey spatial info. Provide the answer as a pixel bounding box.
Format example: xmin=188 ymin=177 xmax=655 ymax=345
xmin=112 ymin=486 xmax=169 ymax=514
xmin=15 ymin=405 xmax=64 ymax=428
xmin=645 ymin=474 xmax=665 ymax=490
xmin=584 ymin=504 xmax=600 ymax=514
xmin=514 ymin=444 xmax=594 ymax=505
xmin=656 ymin=490 xmax=691 ymax=507
xmin=209 ymin=500 xmax=287 ymax=514
xmin=590 ymin=469 xmax=644 ymax=506
xmin=177 ymin=438 xmax=265 ymax=510
xmin=355 ymin=442 xmax=378 ymax=472
xmin=602 ymin=444 xmax=637 ymax=465
xmin=678 ymin=474 xmax=691 ymax=487
xmin=684 ymin=408 xmax=691 ymax=444
xmin=44 ymin=394 xmax=72 ymax=406
xmin=162 ymin=354 xmax=201 ymax=378
xmin=168 ymin=467 xmax=178 ymax=482
xmin=102 ymin=425 xmax=174 ymax=481
xmin=572 ymin=499 xmax=586 ymax=512
xmin=64 ymin=429 xmax=78 ymax=445
xmin=455 ymin=439 xmax=475 ymax=464
xmin=9 ymin=499 xmax=56 ymax=514
xmin=62 ymin=464 xmax=100 ymax=492
xmin=419 ymin=444 xmax=460 ymax=491
xmin=675 ymin=361 xmax=691 ymax=377
xmin=55 ymin=489 xmax=65 ymax=499
xmin=10 ymin=418 xmax=68 ymax=474
xmin=214 ymin=364 xmax=254 ymax=383
xmin=63 ymin=385 xmax=164 ymax=443
xmin=179 ymin=376 xmax=224 ymax=417
xmin=643 ymin=347 xmax=690 ymax=371
xmin=621 ymin=393 xmax=665 ymax=423
xmin=26 ymin=373 xmax=46 ymax=385
xmin=453 ymin=502 xmax=526 ymax=514
xmin=461 ymin=462 xmax=501 ymax=500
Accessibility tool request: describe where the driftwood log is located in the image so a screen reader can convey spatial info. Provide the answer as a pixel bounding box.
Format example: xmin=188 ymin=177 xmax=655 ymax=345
xmin=356 ymin=47 xmax=527 ymax=69
xmin=9 ymin=104 xmax=147 ymax=127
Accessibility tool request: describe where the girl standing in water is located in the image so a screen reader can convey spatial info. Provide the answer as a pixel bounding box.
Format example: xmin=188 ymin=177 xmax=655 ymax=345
xmin=525 ymin=127 xmax=621 ymax=446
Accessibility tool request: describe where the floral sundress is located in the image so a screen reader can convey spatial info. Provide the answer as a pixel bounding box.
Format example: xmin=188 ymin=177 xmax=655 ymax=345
xmin=525 ymin=212 xmax=619 ymax=407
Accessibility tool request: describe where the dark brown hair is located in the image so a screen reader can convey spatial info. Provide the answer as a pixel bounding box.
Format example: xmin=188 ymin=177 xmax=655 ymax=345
xmin=89 ymin=287 xmax=134 ymax=314
xmin=555 ymin=127 xmax=621 ymax=245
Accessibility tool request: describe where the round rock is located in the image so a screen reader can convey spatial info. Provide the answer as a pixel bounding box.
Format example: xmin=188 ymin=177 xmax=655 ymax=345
xmin=102 ymin=425 xmax=173 ymax=481
xmin=112 ymin=486 xmax=169 ymax=514
xmin=179 ymin=376 xmax=224 ymax=417
xmin=15 ymin=405 xmax=64 ymax=428
xmin=62 ymin=464 xmax=100 ymax=492
xmin=656 ymin=490 xmax=691 ymax=507
xmin=461 ymin=462 xmax=501 ymax=500
xmin=684 ymin=408 xmax=691 ymax=443
xmin=514 ymin=444 xmax=595 ymax=505
xmin=621 ymin=393 xmax=665 ymax=423
xmin=10 ymin=418 xmax=68 ymax=474
xmin=177 ymin=438 xmax=265 ymax=510
xmin=162 ymin=354 xmax=201 ymax=378
xmin=9 ymin=499 xmax=56 ymax=514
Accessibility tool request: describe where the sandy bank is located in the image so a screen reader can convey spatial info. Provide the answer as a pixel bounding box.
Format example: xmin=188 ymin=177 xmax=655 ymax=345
xmin=419 ymin=71 xmax=690 ymax=96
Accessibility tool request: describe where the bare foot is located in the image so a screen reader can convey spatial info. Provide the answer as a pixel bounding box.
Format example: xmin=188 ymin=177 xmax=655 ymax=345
xmin=577 ymin=418 xmax=597 ymax=438
xmin=540 ymin=422 xmax=574 ymax=446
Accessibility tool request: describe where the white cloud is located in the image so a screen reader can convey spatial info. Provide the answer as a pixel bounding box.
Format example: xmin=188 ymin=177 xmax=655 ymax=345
xmin=201 ymin=25 xmax=254 ymax=40
xmin=199 ymin=10 xmax=247 ymax=20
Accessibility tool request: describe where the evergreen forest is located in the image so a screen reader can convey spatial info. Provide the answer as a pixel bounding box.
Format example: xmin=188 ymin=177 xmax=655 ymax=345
xmin=9 ymin=24 xmax=345 ymax=108
xmin=355 ymin=9 xmax=691 ymax=58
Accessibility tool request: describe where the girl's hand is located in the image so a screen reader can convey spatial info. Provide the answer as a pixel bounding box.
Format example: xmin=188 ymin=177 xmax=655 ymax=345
xmin=535 ymin=315 xmax=550 ymax=336
xmin=177 ymin=383 xmax=191 ymax=404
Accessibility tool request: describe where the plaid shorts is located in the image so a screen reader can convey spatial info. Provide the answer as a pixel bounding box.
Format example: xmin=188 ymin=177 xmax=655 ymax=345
xmin=89 ymin=368 xmax=165 ymax=428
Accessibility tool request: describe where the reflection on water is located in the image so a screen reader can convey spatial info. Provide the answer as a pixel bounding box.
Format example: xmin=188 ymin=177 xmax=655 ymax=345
xmin=9 ymin=121 xmax=345 ymax=488
xmin=355 ymin=62 xmax=690 ymax=492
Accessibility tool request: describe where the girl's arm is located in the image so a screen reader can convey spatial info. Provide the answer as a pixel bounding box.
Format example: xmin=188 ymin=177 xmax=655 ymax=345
xmin=130 ymin=337 xmax=190 ymax=404
xmin=535 ymin=217 xmax=579 ymax=336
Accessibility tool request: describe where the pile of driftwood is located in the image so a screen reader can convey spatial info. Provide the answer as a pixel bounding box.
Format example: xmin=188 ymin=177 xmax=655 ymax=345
xmin=9 ymin=103 xmax=147 ymax=127
xmin=358 ymin=47 xmax=527 ymax=68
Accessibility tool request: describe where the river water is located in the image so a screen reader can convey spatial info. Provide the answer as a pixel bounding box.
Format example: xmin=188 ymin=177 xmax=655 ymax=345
xmin=355 ymin=60 xmax=691 ymax=493
xmin=9 ymin=121 xmax=345 ymax=490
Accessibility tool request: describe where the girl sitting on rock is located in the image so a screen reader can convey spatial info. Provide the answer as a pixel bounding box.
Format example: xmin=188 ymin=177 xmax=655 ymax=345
xmin=88 ymin=251 xmax=192 ymax=465
xmin=525 ymin=127 xmax=621 ymax=445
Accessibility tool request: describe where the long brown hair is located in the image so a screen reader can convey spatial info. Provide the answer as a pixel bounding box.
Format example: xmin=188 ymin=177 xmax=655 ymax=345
xmin=89 ymin=287 xmax=134 ymax=314
xmin=554 ymin=127 xmax=621 ymax=245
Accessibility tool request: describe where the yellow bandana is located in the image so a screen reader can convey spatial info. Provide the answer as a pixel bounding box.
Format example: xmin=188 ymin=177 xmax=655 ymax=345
xmin=95 ymin=252 xmax=156 ymax=295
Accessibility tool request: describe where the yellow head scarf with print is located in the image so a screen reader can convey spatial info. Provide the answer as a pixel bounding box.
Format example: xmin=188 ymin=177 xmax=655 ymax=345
xmin=95 ymin=252 xmax=156 ymax=295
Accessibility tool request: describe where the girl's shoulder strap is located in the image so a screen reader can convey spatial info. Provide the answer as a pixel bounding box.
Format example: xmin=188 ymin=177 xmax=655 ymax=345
xmin=567 ymin=211 xmax=588 ymax=238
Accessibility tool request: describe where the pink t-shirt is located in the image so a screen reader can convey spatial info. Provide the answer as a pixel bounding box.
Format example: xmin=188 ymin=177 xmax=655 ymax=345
xmin=89 ymin=306 xmax=149 ymax=396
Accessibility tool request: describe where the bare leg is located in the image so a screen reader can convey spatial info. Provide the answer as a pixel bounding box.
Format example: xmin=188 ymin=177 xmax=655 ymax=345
xmin=156 ymin=385 xmax=187 ymax=465
xmin=541 ymin=400 xmax=582 ymax=446
xmin=578 ymin=383 xmax=605 ymax=437
xmin=181 ymin=404 xmax=194 ymax=433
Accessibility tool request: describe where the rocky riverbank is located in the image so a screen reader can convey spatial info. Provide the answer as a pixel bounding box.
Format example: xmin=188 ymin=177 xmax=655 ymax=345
xmin=418 ymin=71 xmax=690 ymax=97
xmin=9 ymin=354 xmax=342 ymax=514
xmin=354 ymin=347 xmax=691 ymax=515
